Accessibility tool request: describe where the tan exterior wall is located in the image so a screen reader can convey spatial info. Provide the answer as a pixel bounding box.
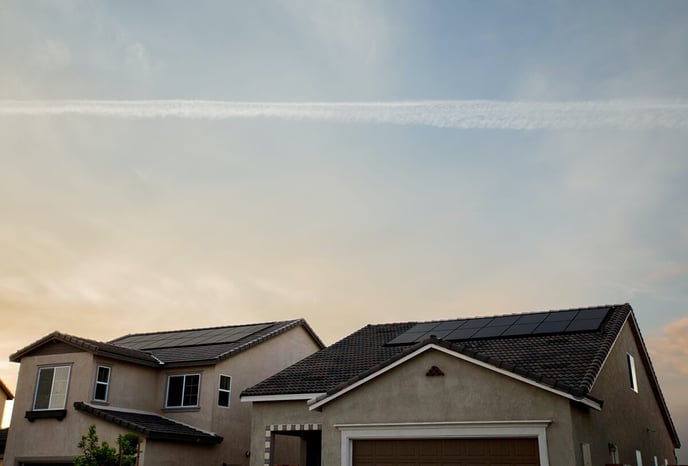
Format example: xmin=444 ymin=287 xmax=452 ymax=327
xmin=0 ymin=386 xmax=8 ymax=424
xmin=249 ymin=348 xmax=578 ymax=466
xmin=572 ymin=321 xmax=677 ymax=466
xmin=4 ymin=349 xmax=95 ymax=463
xmin=5 ymin=325 xmax=321 ymax=466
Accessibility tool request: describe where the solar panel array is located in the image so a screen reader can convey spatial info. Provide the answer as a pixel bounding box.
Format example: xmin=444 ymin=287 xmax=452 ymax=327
xmin=386 ymin=307 xmax=610 ymax=345
xmin=112 ymin=323 xmax=272 ymax=350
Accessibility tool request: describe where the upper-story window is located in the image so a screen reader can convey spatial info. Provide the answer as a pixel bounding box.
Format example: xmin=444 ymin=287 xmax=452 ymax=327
xmin=166 ymin=374 xmax=200 ymax=408
xmin=627 ymin=353 xmax=639 ymax=393
xmin=218 ymin=374 xmax=231 ymax=408
xmin=93 ymin=366 xmax=111 ymax=402
xmin=34 ymin=366 xmax=71 ymax=410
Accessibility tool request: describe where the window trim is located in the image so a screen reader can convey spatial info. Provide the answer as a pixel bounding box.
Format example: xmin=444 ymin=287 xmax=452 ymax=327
xmin=218 ymin=374 xmax=232 ymax=408
xmin=628 ymin=353 xmax=639 ymax=393
xmin=32 ymin=365 xmax=71 ymax=411
xmin=93 ymin=365 xmax=111 ymax=403
xmin=165 ymin=373 xmax=201 ymax=408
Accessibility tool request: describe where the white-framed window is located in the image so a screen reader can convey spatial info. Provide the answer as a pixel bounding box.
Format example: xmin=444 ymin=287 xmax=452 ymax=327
xmin=165 ymin=374 xmax=200 ymax=408
xmin=33 ymin=365 xmax=71 ymax=410
xmin=218 ymin=374 xmax=231 ymax=408
xmin=93 ymin=366 xmax=111 ymax=402
xmin=636 ymin=450 xmax=643 ymax=466
xmin=628 ymin=353 xmax=639 ymax=392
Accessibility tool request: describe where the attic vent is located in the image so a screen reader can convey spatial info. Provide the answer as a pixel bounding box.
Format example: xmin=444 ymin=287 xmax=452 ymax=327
xmin=426 ymin=366 xmax=445 ymax=377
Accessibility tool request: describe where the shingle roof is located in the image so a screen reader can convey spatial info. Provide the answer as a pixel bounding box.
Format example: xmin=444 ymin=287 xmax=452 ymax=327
xmin=74 ymin=402 xmax=222 ymax=444
xmin=243 ymin=304 xmax=631 ymax=399
xmin=111 ymin=319 xmax=323 ymax=364
xmin=10 ymin=332 xmax=160 ymax=366
xmin=10 ymin=319 xmax=323 ymax=367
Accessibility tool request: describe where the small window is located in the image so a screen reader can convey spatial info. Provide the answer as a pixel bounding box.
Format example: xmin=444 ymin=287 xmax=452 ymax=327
xmin=34 ymin=366 xmax=71 ymax=410
xmin=93 ymin=366 xmax=111 ymax=402
xmin=166 ymin=374 xmax=200 ymax=408
xmin=628 ymin=353 xmax=639 ymax=392
xmin=218 ymin=375 xmax=231 ymax=408
xmin=636 ymin=450 xmax=643 ymax=466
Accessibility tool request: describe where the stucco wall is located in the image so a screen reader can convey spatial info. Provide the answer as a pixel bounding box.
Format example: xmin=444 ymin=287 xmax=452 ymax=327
xmin=572 ymin=321 xmax=677 ymax=466
xmin=4 ymin=349 xmax=97 ymax=463
xmin=249 ymin=348 xmax=578 ymax=466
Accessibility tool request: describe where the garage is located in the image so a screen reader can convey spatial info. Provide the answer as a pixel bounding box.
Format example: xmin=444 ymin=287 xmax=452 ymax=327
xmin=352 ymin=437 xmax=540 ymax=466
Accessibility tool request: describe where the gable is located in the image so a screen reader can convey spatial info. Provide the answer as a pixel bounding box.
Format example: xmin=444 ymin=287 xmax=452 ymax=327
xmin=21 ymin=340 xmax=88 ymax=358
xmin=309 ymin=344 xmax=601 ymax=411
xmin=591 ymin=319 xmax=680 ymax=448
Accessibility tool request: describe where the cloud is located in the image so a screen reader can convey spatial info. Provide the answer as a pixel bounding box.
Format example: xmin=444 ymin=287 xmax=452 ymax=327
xmin=1 ymin=100 xmax=687 ymax=130
xmin=648 ymin=318 xmax=688 ymax=377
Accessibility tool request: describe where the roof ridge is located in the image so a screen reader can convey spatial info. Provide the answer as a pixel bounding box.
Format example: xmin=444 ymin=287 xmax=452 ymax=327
xmin=371 ymin=304 xmax=625 ymax=326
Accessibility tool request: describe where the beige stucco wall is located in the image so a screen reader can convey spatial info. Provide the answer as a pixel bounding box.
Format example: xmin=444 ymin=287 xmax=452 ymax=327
xmin=249 ymin=348 xmax=579 ymax=466
xmin=0 ymin=384 xmax=8 ymax=424
xmin=5 ymin=325 xmax=321 ymax=466
xmin=571 ymin=321 xmax=677 ymax=466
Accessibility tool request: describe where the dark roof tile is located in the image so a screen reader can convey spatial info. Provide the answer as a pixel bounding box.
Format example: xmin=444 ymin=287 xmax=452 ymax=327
xmin=74 ymin=402 xmax=222 ymax=444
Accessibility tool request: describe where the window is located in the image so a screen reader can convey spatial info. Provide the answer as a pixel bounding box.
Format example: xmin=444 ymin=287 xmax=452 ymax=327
xmin=628 ymin=353 xmax=639 ymax=392
xmin=653 ymin=455 xmax=658 ymax=466
xmin=34 ymin=366 xmax=71 ymax=410
xmin=636 ymin=450 xmax=643 ymax=466
xmin=93 ymin=366 xmax=111 ymax=402
xmin=166 ymin=374 xmax=200 ymax=408
xmin=218 ymin=375 xmax=231 ymax=408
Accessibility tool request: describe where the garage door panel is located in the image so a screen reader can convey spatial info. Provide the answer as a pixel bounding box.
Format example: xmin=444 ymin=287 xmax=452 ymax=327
xmin=353 ymin=438 xmax=539 ymax=466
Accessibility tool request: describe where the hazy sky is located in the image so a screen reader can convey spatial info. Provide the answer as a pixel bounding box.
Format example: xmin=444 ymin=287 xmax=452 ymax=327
xmin=1 ymin=0 xmax=687 ymax=456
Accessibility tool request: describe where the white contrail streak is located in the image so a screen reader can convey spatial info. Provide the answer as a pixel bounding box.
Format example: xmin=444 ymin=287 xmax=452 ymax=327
xmin=1 ymin=100 xmax=687 ymax=130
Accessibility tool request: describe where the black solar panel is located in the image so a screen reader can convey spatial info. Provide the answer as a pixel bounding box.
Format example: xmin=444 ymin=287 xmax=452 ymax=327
xmin=114 ymin=323 xmax=272 ymax=350
xmin=385 ymin=307 xmax=611 ymax=345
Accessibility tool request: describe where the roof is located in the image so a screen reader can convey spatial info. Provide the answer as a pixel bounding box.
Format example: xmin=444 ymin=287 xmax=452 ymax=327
xmin=74 ymin=402 xmax=222 ymax=444
xmin=0 ymin=379 xmax=13 ymax=400
xmin=243 ymin=304 xmax=628 ymax=398
xmin=110 ymin=319 xmax=324 ymax=364
xmin=242 ymin=304 xmax=679 ymax=447
xmin=10 ymin=332 xmax=160 ymax=366
xmin=10 ymin=319 xmax=323 ymax=367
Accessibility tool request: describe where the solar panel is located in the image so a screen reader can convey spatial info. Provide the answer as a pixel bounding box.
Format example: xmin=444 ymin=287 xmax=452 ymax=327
xmin=114 ymin=323 xmax=272 ymax=349
xmin=565 ymin=318 xmax=604 ymax=332
xmin=385 ymin=307 xmax=611 ymax=345
xmin=501 ymin=323 xmax=540 ymax=336
xmin=445 ymin=327 xmax=479 ymax=340
xmin=543 ymin=310 xmax=579 ymax=322
xmin=472 ymin=325 xmax=510 ymax=338
xmin=532 ymin=320 xmax=570 ymax=334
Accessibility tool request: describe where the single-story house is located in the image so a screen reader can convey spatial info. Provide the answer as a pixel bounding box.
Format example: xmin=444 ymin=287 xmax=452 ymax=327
xmin=241 ymin=303 xmax=680 ymax=466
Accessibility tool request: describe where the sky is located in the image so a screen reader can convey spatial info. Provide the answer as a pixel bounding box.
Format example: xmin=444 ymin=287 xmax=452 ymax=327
xmin=0 ymin=0 xmax=687 ymax=458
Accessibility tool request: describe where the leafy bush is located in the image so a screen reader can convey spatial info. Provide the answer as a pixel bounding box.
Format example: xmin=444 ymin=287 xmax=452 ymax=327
xmin=74 ymin=425 xmax=139 ymax=466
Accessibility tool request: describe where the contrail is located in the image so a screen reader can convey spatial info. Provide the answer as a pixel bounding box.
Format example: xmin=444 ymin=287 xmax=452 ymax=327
xmin=1 ymin=100 xmax=687 ymax=130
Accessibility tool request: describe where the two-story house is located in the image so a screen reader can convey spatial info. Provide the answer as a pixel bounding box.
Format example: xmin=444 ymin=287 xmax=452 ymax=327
xmin=242 ymin=304 xmax=680 ymax=466
xmin=4 ymin=319 xmax=323 ymax=466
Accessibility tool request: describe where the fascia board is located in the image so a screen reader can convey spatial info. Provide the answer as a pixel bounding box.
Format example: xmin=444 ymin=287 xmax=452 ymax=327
xmin=240 ymin=393 xmax=324 ymax=403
